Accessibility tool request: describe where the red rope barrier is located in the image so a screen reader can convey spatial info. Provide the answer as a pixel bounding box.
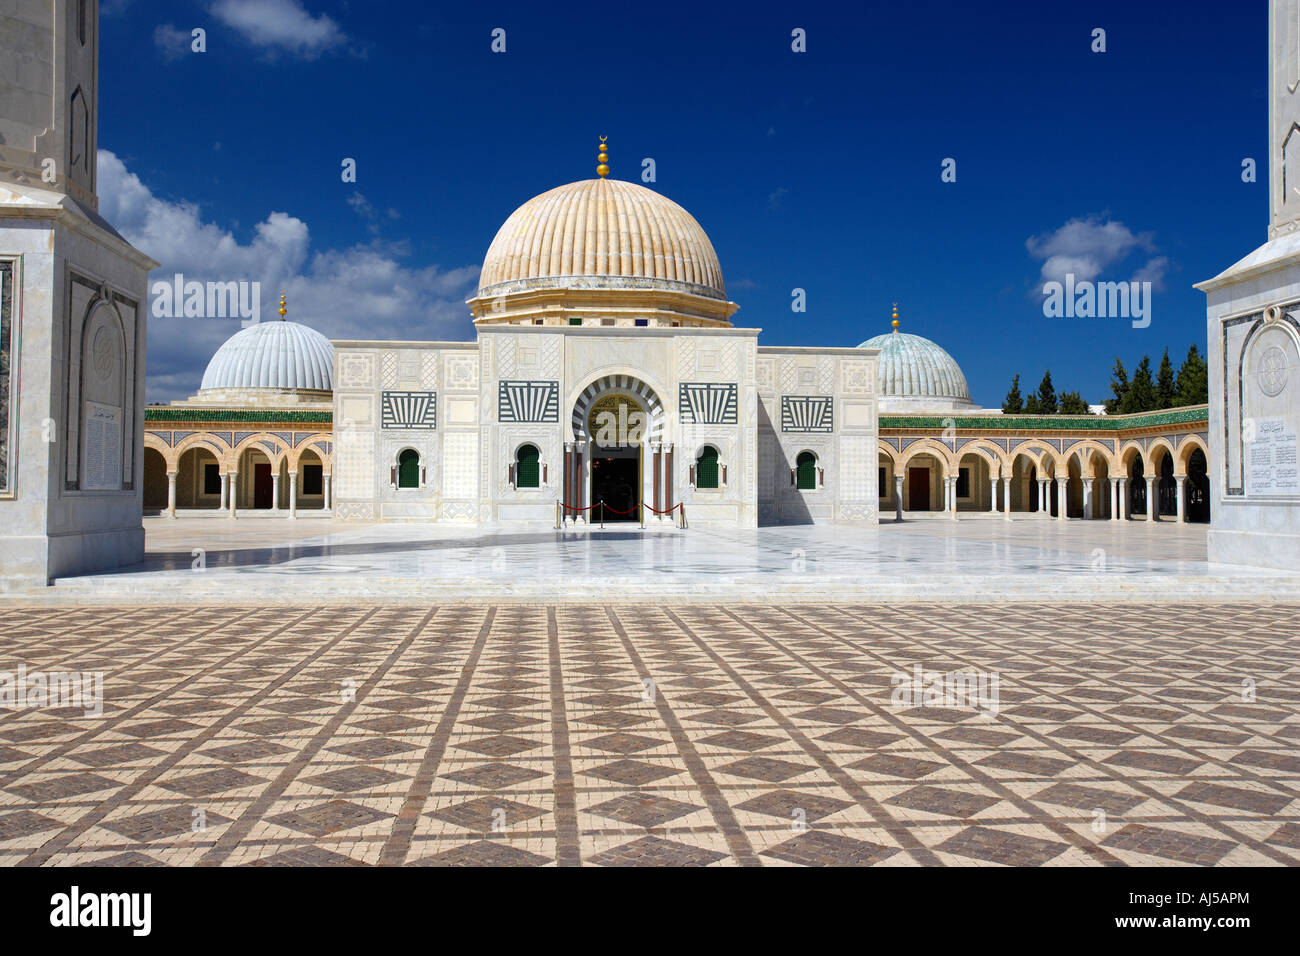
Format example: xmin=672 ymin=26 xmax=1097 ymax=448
xmin=644 ymin=503 xmax=682 ymax=515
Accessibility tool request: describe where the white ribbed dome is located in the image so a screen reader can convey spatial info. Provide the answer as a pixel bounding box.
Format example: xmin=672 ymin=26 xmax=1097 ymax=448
xmin=858 ymin=330 xmax=971 ymax=407
xmin=477 ymin=178 xmax=726 ymax=299
xmin=200 ymin=321 xmax=334 ymax=393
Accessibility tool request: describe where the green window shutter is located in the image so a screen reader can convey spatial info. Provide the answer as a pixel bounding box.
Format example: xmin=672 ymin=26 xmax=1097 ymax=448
xmin=695 ymin=447 xmax=719 ymax=488
xmin=516 ymin=445 xmax=540 ymax=488
xmin=796 ymin=452 xmax=817 ymax=490
xmin=398 ymin=449 xmax=420 ymax=488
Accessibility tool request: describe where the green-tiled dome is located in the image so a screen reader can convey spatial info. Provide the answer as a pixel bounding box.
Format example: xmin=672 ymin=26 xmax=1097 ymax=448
xmin=857 ymin=330 xmax=971 ymax=404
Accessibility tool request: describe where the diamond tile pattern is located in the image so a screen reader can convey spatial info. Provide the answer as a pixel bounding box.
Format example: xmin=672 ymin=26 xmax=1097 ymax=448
xmin=0 ymin=602 xmax=1295 ymax=866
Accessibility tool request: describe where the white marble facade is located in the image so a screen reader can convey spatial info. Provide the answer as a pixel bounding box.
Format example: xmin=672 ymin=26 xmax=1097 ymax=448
xmin=0 ymin=1 xmax=156 ymax=589
xmin=1195 ymin=0 xmax=1300 ymax=570
xmin=331 ymin=328 xmax=879 ymax=527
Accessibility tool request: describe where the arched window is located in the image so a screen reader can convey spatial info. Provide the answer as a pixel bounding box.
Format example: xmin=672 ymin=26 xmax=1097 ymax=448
xmin=397 ymin=449 xmax=420 ymax=489
xmin=515 ymin=444 xmax=540 ymax=488
xmin=796 ymin=451 xmax=817 ymax=490
xmin=695 ymin=446 xmax=719 ymax=489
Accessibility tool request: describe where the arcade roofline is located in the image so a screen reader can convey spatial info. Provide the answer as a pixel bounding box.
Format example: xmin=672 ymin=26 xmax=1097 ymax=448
xmin=880 ymin=405 xmax=1208 ymax=431
xmin=144 ymin=408 xmax=333 ymax=423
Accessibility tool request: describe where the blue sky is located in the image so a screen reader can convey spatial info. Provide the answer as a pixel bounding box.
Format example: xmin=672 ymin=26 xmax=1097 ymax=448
xmin=94 ymin=0 xmax=1266 ymax=404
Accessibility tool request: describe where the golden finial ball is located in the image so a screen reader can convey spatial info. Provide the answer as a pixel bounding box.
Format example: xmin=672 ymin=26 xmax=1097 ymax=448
xmin=597 ymin=164 xmax=609 ymax=177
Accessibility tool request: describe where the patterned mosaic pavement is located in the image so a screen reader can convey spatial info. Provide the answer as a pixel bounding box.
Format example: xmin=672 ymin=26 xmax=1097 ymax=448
xmin=0 ymin=603 xmax=1297 ymax=866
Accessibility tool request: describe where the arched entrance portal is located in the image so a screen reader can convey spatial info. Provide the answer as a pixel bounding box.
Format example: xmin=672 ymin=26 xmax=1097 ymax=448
xmin=566 ymin=374 xmax=666 ymax=524
xmin=587 ymin=392 xmax=643 ymax=522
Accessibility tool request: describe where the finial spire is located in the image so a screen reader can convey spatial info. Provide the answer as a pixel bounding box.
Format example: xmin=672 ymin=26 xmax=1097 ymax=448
xmin=279 ymin=292 xmax=287 ymax=321
xmin=891 ymin=302 xmax=899 ymax=332
xmin=597 ymin=136 xmax=609 ymax=178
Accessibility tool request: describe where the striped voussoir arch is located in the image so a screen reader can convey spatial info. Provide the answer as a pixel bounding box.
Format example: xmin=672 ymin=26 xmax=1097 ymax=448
xmin=571 ymin=374 xmax=666 ymax=441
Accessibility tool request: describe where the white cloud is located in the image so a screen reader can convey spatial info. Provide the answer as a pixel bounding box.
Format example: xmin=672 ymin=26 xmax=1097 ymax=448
xmin=1026 ymin=215 xmax=1158 ymax=285
xmin=209 ymin=0 xmax=346 ymax=59
xmin=152 ymin=24 xmax=192 ymax=61
xmin=98 ymin=150 xmax=479 ymax=402
xmin=1131 ymin=255 xmax=1169 ymax=290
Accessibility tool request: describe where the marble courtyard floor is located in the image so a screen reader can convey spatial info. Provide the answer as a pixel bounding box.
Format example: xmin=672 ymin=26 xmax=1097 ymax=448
xmin=0 ymin=602 xmax=1297 ymax=866
xmin=16 ymin=515 xmax=1300 ymax=603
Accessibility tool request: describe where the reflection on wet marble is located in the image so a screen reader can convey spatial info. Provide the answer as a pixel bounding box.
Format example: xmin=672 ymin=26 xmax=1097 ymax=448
xmin=14 ymin=516 xmax=1295 ymax=604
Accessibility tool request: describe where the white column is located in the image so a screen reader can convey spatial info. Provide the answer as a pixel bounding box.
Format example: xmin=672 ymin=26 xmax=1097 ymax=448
xmin=289 ymin=472 xmax=298 ymax=519
xmin=219 ymin=472 xmax=228 ymax=511
xmin=582 ymin=440 xmax=592 ymax=524
xmin=229 ymin=471 xmax=238 ymax=518
xmin=323 ymin=474 xmax=332 ymax=510
xmin=1057 ymin=479 xmax=1067 ymax=520
xmin=894 ymin=474 xmax=904 ymax=521
xmin=989 ymin=476 xmax=998 ymax=513
xmin=1003 ymin=474 xmax=1011 ymax=519
xmin=1175 ymin=475 xmax=1186 ymax=523
xmin=1110 ymin=477 xmax=1119 ymax=521
xmin=1082 ymin=478 xmax=1093 ymax=519
xmin=1119 ymin=477 xmax=1129 ymax=520
xmin=1145 ymin=476 xmax=1157 ymax=522
xmin=950 ymin=475 xmax=958 ymax=518
xmin=658 ymin=443 xmax=668 ymax=520
xmin=1037 ymin=479 xmax=1047 ymax=514
xmin=166 ymin=472 xmax=177 ymax=518
xmin=271 ymin=472 xmax=281 ymax=513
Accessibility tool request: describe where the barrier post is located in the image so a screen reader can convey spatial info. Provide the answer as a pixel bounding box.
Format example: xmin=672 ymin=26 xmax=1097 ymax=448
xmin=639 ymin=499 xmax=645 ymax=528
xmin=600 ymin=501 xmax=605 ymax=529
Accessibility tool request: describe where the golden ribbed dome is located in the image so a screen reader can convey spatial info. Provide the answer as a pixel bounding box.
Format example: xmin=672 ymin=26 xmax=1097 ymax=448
xmin=477 ymin=178 xmax=726 ymax=300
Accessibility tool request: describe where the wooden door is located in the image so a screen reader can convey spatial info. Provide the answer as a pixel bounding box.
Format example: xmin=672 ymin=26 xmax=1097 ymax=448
xmin=907 ymin=467 xmax=930 ymax=511
xmin=254 ymin=463 xmax=273 ymax=509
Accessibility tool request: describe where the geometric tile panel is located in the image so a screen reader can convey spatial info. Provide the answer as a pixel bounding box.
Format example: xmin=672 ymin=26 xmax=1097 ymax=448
xmin=381 ymin=391 xmax=437 ymax=430
xmin=678 ymin=383 xmax=739 ymax=425
xmin=498 ymin=381 xmax=559 ymax=423
xmin=781 ymin=395 xmax=833 ymax=432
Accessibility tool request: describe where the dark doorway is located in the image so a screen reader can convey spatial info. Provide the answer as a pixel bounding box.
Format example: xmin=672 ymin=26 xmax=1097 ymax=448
xmin=1027 ymin=465 xmax=1038 ymax=512
xmin=1187 ymin=449 xmax=1210 ymax=522
xmin=1129 ymin=457 xmax=1146 ymax=515
xmin=907 ymin=467 xmax=930 ymax=511
xmin=591 ymin=454 xmax=639 ymax=521
xmin=254 ymin=463 xmax=273 ymax=509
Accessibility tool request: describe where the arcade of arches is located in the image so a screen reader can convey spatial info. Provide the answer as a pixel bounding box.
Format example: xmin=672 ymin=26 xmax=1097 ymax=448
xmin=143 ymin=407 xmax=1211 ymax=524
xmin=877 ymin=409 xmax=1212 ymax=523
xmin=142 ymin=412 xmax=333 ymax=517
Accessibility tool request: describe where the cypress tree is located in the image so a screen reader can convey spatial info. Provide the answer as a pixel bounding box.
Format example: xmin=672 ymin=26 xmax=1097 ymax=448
xmin=1175 ymin=344 xmax=1209 ymax=406
xmin=1124 ymin=356 xmax=1156 ymax=412
xmin=1155 ymin=348 xmax=1176 ymax=409
xmin=1036 ymin=369 xmax=1058 ymax=415
xmin=1104 ymin=358 xmax=1129 ymax=415
xmin=1002 ymin=374 xmax=1024 ymax=413
xmin=1058 ymin=390 xmax=1091 ymax=414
